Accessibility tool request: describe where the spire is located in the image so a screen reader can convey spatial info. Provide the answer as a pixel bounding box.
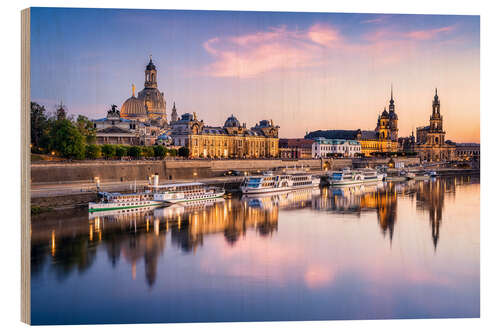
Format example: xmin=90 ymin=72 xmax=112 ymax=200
xmin=172 ymin=101 xmax=176 ymax=111
xmin=390 ymin=83 xmax=394 ymax=102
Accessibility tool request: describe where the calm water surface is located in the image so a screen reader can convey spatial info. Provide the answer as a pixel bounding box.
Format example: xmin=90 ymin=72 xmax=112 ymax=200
xmin=31 ymin=176 xmax=480 ymax=324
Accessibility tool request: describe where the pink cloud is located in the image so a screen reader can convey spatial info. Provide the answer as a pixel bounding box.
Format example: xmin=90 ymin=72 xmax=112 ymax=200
xmin=202 ymin=24 xmax=342 ymax=78
xmin=405 ymin=25 xmax=455 ymax=40
xmin=202 ymin=23 xmax=458 ymax=78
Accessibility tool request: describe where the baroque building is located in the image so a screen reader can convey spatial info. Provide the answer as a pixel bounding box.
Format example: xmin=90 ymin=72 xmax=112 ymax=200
xmin=170 ymin=113 xmax=279 ymax=158
xmin=93 ymin=105 xmax=160 ymax=145
xmin=413 ymin=89 xmax=456 ymax=161
xmin=121 ymin=56 xmax=167 ymax=125
xmin=305 ymin=87 xmax=399 ymax=156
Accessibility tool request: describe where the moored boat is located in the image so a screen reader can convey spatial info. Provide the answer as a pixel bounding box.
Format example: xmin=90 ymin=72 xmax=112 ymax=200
xmin=89 ymin=192 xmax=164 ymax=212
xmin=153 ymin=182 xmax=225 ymax=204
xmin=240 ymin=171 xmax=320 ymax=194
xmin=328 ymin=168 xmax=383 ymax=186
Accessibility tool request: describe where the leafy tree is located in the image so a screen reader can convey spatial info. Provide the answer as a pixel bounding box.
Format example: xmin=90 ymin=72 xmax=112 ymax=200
xmin=76 ymin=115 xmax=96 ymax=144
xmin=115 ymin=145 xmax=128 ymax=158
xmin=178 ymin=146 xmax=189 ymax=158
xmin=48 ymin=119 xmax=86 ymax=159
xmin=167 ymin=149 xmax=177 ymax=157
xmin=85 ymin=144 xmax=101 ymax=159
xmin=101 ymin=144 xmax=116 ymax=159
xmin=153 ymin=145 xmax=168 ymax=159
xmin=30 ymin=102 xmax=49 ymax=150
xmin=128 ymin=146 xmax=142 ymax=158
xmin=141 ymin=146 xmax=155 ymax=158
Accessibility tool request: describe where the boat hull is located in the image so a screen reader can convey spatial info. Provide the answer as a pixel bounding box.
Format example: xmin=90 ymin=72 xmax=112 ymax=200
xmin=241 ymin=182 xmax=319 ymax=195
xmin=88 ymin=201 xmax=163 ymax=212
xmin=161 ymin=191 xmax=225 ymax=204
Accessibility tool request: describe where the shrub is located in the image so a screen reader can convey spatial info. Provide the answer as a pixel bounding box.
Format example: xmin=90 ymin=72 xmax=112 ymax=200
xmin=101 ymin=144 xmax=116 ymax=159
xmin=115 ymin=145 xmax=128 ymax=158
xmin=141 ymin=146 xmax=155 ymax=158
xmin=85 ymin=144 xmax=101 ymax=159
xmin=128 ymin=146 xmax=142 ymax=158
xmin=178 ymin=146 xmax=189 ymax=157
xmin=153 ymin=145 xmax=168 ymax=159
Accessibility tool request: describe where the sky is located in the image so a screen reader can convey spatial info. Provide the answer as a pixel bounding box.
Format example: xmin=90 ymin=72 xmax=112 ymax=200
xmin=30 ymin=8 xmax=480 ymax=142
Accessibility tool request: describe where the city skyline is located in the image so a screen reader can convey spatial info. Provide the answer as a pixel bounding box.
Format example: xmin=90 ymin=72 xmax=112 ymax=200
xmin=30 ymin=8 xmax=480 ymax=142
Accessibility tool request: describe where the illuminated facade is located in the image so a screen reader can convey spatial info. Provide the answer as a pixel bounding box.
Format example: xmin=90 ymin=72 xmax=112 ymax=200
xmin=305 ymin=87 xmax=399 ymax=156
xmin=170 ymin=113 xmax=280 ymax=158
xmin=413 ymin=89 xmax=456 ymax=161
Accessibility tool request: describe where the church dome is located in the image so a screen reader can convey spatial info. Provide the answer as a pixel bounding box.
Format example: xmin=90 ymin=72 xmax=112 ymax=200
xmin=121 ymin=95 xmax=147 ymax=118
xmin=224 ymin=115 xmax=241 ymax=128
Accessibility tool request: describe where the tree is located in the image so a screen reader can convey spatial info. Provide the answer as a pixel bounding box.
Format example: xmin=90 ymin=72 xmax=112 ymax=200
xmin=76 ymin=115 xmax=96 ymax=144
xmin=128 ymin=146 xmax=142 ymax=158
xmin=85 ymin=144 xmax=101 ymax=159
xmin=48 ymin=119 xmax=86 ymax=159
xmin=115 ymin=145 xmax=128 ymax=158
xmin=178 ymin=146 xmax=189 ymax=158
xmin=153 ymin=145 xmax=168 ymax=159
xmin=167 ymin=149 xmax=177 ymax=157
xmin=101 ymin=144 xmax=116 ymax=159
xmin=30 ymin=102 xmax=49 ymax=150
xmin=141 ymin=146 xmax=155 ymax=158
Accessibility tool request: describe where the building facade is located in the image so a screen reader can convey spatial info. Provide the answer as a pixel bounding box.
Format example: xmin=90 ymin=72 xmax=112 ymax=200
xmin=311 ymin=137 xmax=361 ymax=158
xmin=455 ymin=143 xmax=480 ymax=161
xmin=413 ymin=89 xmax=456 ymax=161
xmin=305 ymin=88 xmax=399 ymax=156
xmin=279 ymin=139 xmax=314 ymax=159
xmin=93 ymin=105 xmax=160 ymax=145
xmin=170 ymin=113 xmax=279 ymax=158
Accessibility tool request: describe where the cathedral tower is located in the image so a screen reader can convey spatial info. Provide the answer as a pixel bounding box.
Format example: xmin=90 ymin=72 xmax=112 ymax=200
xmin=144 ymin=55 xmax=158 ymax=89
xmin=388 ymin=85 xmax=399 ymax=141
xmin=427 ymin=88 xmax=445 ymax=145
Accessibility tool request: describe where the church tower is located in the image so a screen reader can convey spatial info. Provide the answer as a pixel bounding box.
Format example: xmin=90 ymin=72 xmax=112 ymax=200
xmin=388 ymin=85 xmax=399 ymax=141
xmin=144 ymin=55 xmax=158 ymax=89
xmin=427 ymin=88 xmax=445 ymax=145
xmin=170 ymin=102 xmax=179 ymax=123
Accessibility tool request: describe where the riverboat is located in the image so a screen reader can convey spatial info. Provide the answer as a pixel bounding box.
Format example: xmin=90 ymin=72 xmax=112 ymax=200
xmin=240 ymin=171 xmax=320 ymax=194
xmin=328 ymin=168 xmax=383 ymax=186
xmin=153 ymin=182 xmax=225 ymax=204
xmin=89 ymin=192 xmax=164 ymax=212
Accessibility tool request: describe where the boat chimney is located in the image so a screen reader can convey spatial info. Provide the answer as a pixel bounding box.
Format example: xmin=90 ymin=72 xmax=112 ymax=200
xmin=153 ymin=173 xmax=159 ymax=187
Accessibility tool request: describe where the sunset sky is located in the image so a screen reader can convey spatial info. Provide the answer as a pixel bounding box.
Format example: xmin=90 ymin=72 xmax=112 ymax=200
xmin=30 ymin=8 xmax=480 ymax=142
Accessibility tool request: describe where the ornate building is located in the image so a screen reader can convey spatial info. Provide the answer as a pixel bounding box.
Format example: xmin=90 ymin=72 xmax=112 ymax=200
xmin=121 ymin=56 xmax=167 ymax=125
xmin=93 ymin=105 xmax=160 ymax=146
xmin=170 ymin=113 xmax=279 ymax=158
xmin=305 ymin=87 xmax=399 ymax=156
xmin=413 ymin=89 xmax=456 ymax=161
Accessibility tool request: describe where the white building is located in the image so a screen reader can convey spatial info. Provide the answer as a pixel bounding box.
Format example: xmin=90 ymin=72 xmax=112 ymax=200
xmin=312 ymin=137 xmax=361 ymax=158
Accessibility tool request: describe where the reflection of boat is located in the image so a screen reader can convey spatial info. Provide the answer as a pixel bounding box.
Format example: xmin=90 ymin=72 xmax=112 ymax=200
xmin=89 ymin=202 xmax=158 ymax=217
xmin=240 ymin=171 xmax=320 ymax=194
xmin=241 ymin=188 xmax=320 ymax=209
xmin=89 ymin=192 xmax=164 ymax=212
xmin=153 ymin=182 xmax=225 ymax=203
xmin=328 ymin=168 xmax=383 ymax=186
xmin=153 ymin=198 xmax=225 ymax=218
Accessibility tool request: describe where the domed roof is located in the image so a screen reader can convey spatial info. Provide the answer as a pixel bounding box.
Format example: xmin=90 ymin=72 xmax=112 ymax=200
xmin=121 ymin=95 xmax=147 ymax=118
xmin=381 ymin=108 xmax=389 ymax=118
xmin=224 ymin=115 xmax=240 ymax=128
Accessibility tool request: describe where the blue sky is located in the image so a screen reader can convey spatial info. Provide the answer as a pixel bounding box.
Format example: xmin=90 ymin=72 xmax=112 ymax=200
xmin=30 ymin=8 xmax=479 ymax=141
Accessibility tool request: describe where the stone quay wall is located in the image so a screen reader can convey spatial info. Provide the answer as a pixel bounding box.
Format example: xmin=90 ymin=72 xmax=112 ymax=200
xmin=32 ymin=159 xmax=349 ymax=184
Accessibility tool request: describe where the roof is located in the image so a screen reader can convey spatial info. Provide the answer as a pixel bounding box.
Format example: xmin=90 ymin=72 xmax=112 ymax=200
xmin=97 ymin=126 xmax=133 ymax=134
xmin=305 ymin=130 xmax=359 ymax=140
xmin=360 ymin=130 xmax=378 ymax=140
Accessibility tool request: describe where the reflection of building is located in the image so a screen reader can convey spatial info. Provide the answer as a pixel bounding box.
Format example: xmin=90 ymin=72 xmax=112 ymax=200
xmin=279 ymin=139 xmax=314 ymax=159
xmin=305 ymin=87 xmax=399 ymax=156
xmin=413 ymin=90 xmax=456 ymax=161
xmin=170 ymin=114 xmax=279 ymax=158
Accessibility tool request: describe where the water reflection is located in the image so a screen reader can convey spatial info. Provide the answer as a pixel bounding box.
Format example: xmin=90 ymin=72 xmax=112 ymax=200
xmin=30 ymin=175 xmax=479 ymax=323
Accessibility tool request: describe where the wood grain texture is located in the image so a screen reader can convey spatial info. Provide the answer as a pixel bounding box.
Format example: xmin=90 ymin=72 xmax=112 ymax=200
xmin=21 ymin=7 xmax=31 ymax=325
